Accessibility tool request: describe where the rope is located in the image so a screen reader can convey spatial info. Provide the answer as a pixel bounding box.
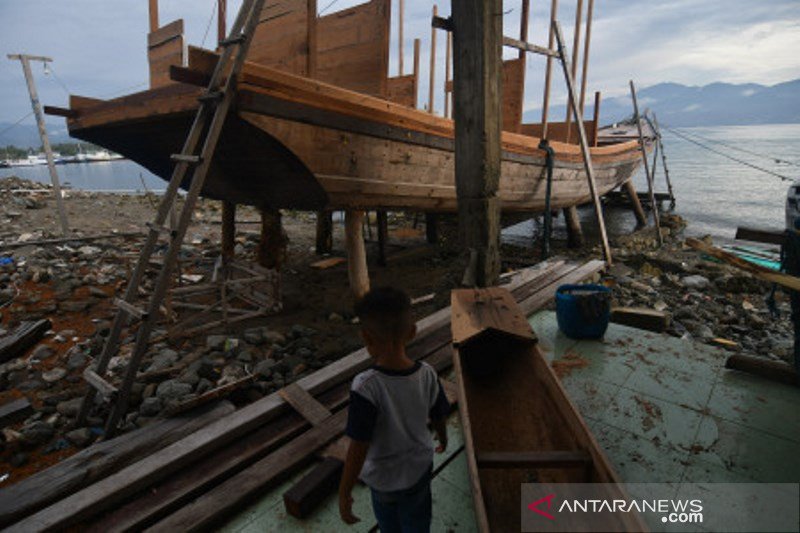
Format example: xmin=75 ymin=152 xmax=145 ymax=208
xmin=319 ymin=0 xmax=341 ymax=15
xmin=0 ymin=111 xmax=35 ymax=143
xmin=663 ymin=126 xmax=794 ymax=183
xmin=45 ymin=64 xmax=72 ymax=97
xmin=669 ymin=126 xmax=800 ymax=168
xmin=201 ymin=0 xmax=219 ymax=47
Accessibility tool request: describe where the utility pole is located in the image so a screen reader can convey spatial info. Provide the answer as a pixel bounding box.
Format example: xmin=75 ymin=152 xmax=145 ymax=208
xmin=8 ymin=54 xmax=70 ymax=235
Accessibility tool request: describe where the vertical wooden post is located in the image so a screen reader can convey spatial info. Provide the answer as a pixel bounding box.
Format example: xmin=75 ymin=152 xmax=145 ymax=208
xmin=428 ymin=5 xmax=438 ymax=114
xmin=591 ymin=90 xmax=601 ymax=146
xmin=540 ymin=0 xmax=559 ymax=139
xmin=425 ymin=213 xmax=439 ymax=244
xmin=398 ymin=0 xmax=404 ymax=75
xmin=563 ymin=206 xmax=584 ymax=248
xmin=315 ymin=211 xmax=333 ymax=254
xmin=412 ymin=38 xmax=421 ymax=108
xmin=376 ymin=211 xmax=388 ymax=266
xmin=149 ymin=0 xmax=159 ymax=32
xmin=452 ymin=0 xmax=502 ymax=287
xmin=217 ymin=0 xmax=227 ymax=44
xmin=519 ymin=0 xmax=530 ymax=59
xmin=307 ymin=0 xmax=318 ymax=77
xmin=8 ymin=55 xmax=69 ymax=235
xmin=444 ymin=30 xmax=452 ymax=118
xmin=257 ymin=208 xmax=288 ymax=270
xmin=221 ymin=201 xmax=236 ymax=260
xmin=563 ymin=0 xmax=584 ymax=144
xmin=345 ymin=210 xmax=370 ymax=299
xmin=630 ymin=79 xmax=663 ymax=245
xmin=578 ymin=0 xmax=594 ymax=116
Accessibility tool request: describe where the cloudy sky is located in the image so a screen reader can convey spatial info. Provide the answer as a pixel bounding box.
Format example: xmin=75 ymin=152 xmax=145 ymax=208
xmin=1 ymin=0 xmax=798 ymax=135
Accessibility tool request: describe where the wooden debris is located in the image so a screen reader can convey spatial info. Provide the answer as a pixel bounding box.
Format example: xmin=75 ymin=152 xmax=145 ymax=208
xmin=309 ymin=256 xmax=346 ymax=269
xmin=410 ymin=293 xmax=435 ymax=306
xmin=0 ymin=401 xmax=234 ymax=528
xmin=167 ymin=374 xmax=257 ymax=416
xmin=610 ymin=306 xmax=670 ymax=332
xmin=735 ymin=226 xmax=786 ymax=246
xmin=686 ymin=237 xmax=799 ymax=291
xmin=278 ymin=383 xmax=333 ymax=426
xmin=711 ymin=337 xmax=739 ymax=349
xmin=0 ymin=320 xmax=51 ymax=364
xmin=726 ymin=355 xmax=798 ymax=387
xmin=282 ymin=456 xmax=344 ymax=519
xmin=0 ymin=232 xmax=142 ymax=251
xmin=0 ymin=398 xmax=33 ymax=429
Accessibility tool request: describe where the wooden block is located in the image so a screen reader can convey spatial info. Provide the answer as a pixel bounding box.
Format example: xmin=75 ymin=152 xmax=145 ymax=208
xmin=451 ymin=287 xmax=536 ymax=346
xmin=309 ymin=257 xmax=346 ymax=269
xmin=279 ymin=383 xmax=332 ymax=426
xmin=711 ymin=337 xmax=739 ymax=349
xmin=318 ymin=436 xmax=348 ymax=462
xmin=725 ymin=355 xmax=798 ymax=387
xmin=0 ymin=398 xmax=33 ymax=429
xmin=610 ymin=307 xmax=670 ymax=332
xmin=282 ymin=457 xmax=344 ymax=519
xmin=0 ymin=320 xmax=51 ymax=364
xmin=735 ymin=226 xmax=786 ymax=246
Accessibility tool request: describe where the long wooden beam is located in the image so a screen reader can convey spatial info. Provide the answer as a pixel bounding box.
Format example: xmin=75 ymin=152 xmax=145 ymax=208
xmin=578 ymin=0 xmax=595 ymax=115
xmin=541 ymin=0 xmax=559 ymax=139
xmin=630 ymin=79 xmax=663 ymax=245
xmin=428 ymin=4 xmax=437 ymax=114
xmin=563 ymin=0 xmax=583 ymax=143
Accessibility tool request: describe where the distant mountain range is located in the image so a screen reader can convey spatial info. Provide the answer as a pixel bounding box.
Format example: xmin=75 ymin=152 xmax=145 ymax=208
xmin=0 ymin=122 xmax=71 ymax=150
xmin=529 ymin=79 xmax=800 ymax=127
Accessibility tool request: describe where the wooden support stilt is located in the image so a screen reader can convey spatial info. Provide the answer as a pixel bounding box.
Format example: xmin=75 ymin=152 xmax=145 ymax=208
xmin=315 ymin=210 xmax=333 ymax=255
xmin=444 ymin=31 xmax=452 ymax=118
xmin=452 ymin=0 xmax=502 ymax=287
xmin=623 ymin=180 xmax=647 ymax=228
xmin=345 ymin=210 xmax=370 ymax=299
xmin=398 ymin=0 xmax=404 ymax=75
xmin=629 ymin=80 xmax=663 ymax=246
xmin=563 ymin=206 xmax=584 ymax=248
xmin=426 ymin=213 xmax=439 ymax=244
xmin=563 ymin=0 xmax=584 ymax=144
xmin=257 ymin=208 xmax=287 ymax=270
xmin=376 ymin=210 xmax=388 ymax=266
xmin=651 ymin=112 xmax=675 ymax=208
xmin=221 ymin=201 xmax=236 ymax=260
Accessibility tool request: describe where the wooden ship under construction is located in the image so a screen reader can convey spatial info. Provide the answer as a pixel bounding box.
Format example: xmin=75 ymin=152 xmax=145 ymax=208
xmin=51 ymin=0 xmax=645 ymax=216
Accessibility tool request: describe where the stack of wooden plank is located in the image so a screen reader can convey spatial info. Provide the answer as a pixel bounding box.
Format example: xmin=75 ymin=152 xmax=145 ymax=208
xmin=1 ymin=258 xmax=604 ymax=532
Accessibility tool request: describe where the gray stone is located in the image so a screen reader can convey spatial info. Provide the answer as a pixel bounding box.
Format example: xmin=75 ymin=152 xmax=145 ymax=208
xmin=149 ymin=349 xmax=179 ymax=371
xmin=17 ymin=379 xmax=43 ymax=391
xmin=56 ymin=397 xmax=83 ymax=417
xmin=65 ymin=427 xmax=94 ymax=447
xmin=290 ymin=324 xmax=317 ymax=339
xmin=21 ymin=421 xmax=54 ymax=445
xmin=237 ymin=350 xmax=254 ymax=363
xmin=139 ymin=397 xmax=162 ymax=417
xmin=30 ymin=344 xmax=55 ymax=361
xmin=681 ymin=275 xmax=710 ymax=290
xmin=206 ymin=335 xmax=229 ymax=351
xmin=196 ymin=378 xmax=213 ymax=395
xmin=67 ymin=349 xmax=88 ymax=370
xmin=156 ymin=379 xmax=193 ymax=401
xmin=77 ymin=245 xmax=102 ymax=257
xmin=41 ymin=368 xmax=67 ymax=383
xmin=89 ymin=287 xmax=109 ymax=298
xmin=254 ymin=359 xmax=276 ymax=379
xmin=178 ymin=369 xmax=200 ymax=386
xmin=262 ymin=330 xmax=286 ymax=345
xmin=243 ymin=328 xmax=265 ymax=346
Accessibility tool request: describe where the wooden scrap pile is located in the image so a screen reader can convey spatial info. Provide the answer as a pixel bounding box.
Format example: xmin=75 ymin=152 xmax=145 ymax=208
xmin=0 ymin=258 xmax=605 ymax=531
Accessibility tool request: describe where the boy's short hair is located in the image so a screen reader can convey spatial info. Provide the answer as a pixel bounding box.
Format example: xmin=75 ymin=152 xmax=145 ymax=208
xmin=354 ymin=287 xmax=413 ymax=341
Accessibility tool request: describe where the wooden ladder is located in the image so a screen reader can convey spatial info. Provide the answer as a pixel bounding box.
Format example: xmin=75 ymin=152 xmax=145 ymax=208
xmin=76 ymin=0 xmax=268 ymax=438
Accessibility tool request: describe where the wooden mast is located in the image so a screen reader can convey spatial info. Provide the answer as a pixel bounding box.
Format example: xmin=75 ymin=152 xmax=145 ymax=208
xmin=398 ymin=0 xmax=404 ymax=75
xmin=578 ymin=0 xmax=594 ymax=116
xmin=452 ymin=0 xmax=502 ymax=287
xmin=540 ymin=0 xmax=558 ymax=139
xmin=428 ymin=4 xmax=438 ymax=114
xmin=444 ymin=30 xmax=452 ymax=118
xmin=149 ymin=0 xmax=159 ymax=32
xmin=563 ymin=0 xmax=583 ymax=143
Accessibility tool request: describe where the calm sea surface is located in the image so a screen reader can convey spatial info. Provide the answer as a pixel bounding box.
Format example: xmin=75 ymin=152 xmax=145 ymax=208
xmin=2 ymin=123 xmax=798 ymax=242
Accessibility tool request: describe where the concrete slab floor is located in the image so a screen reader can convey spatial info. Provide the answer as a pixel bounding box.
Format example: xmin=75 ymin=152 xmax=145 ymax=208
xmin=220 ymin=311 xmax=800 ymax=532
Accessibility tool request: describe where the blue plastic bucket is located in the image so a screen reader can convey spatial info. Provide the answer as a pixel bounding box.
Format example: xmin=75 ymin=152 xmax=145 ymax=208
xmin=555 ymin=284 xmax=611 ymax=339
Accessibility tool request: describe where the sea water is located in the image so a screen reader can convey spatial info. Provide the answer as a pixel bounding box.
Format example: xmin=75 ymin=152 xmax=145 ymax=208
xmin=2 ymin=123 xmax=798 ymax=242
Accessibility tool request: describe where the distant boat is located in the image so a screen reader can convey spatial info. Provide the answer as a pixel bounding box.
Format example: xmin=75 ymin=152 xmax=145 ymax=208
xmin=8 ymin=154 xmax=47 ymax=167
xmin=0 ymin=160 xmax=9 ymax=168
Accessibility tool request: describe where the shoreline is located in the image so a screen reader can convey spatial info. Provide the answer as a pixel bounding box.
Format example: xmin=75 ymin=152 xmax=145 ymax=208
xmin=0 ymin=175 xmax=792 ymax=487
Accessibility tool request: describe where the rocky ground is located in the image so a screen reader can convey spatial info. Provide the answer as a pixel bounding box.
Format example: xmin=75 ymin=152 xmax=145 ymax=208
xmin=0 ymin=176 xmax=791 ymax=487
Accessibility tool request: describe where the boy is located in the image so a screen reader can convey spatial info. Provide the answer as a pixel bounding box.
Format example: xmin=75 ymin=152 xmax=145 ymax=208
xmin=339 ymin=287 xmax=450 ymax=533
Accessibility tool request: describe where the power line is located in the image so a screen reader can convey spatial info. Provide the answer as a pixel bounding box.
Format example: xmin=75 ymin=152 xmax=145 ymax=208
xmin=663 ymin=126 xmax=794 ymax=183
xmin=0 ymin=111 xmax=35 ymax=142
xmin=45 ymin=64 xmax=72 ymax=97
xmin=669 ymin=126 xmax=800 ymax=168
xmin=201 ymin=0 xmax=219 ymax=47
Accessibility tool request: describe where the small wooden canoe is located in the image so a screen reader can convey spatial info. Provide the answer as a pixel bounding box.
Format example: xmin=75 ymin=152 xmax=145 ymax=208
xmin=450 ymin=287 xmax=646 ymax=532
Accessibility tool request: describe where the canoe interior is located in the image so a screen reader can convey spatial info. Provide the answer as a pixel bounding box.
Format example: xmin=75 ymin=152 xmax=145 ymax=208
xmin=451 ymin=288 xmax=645 ymax=532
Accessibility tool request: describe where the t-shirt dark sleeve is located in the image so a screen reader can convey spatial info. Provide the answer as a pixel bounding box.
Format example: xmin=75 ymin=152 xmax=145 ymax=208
xmin=346 ymin=390 xmax=378 ymax=442
xmin=428 ymin=379 xmax=451 ymax=421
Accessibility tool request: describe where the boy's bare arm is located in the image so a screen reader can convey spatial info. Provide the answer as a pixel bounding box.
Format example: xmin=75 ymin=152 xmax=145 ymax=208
xmin=338 ymin=438 xmax=370 ymax=524
xmin=432 ymin=417 xmax=448 ymax=453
